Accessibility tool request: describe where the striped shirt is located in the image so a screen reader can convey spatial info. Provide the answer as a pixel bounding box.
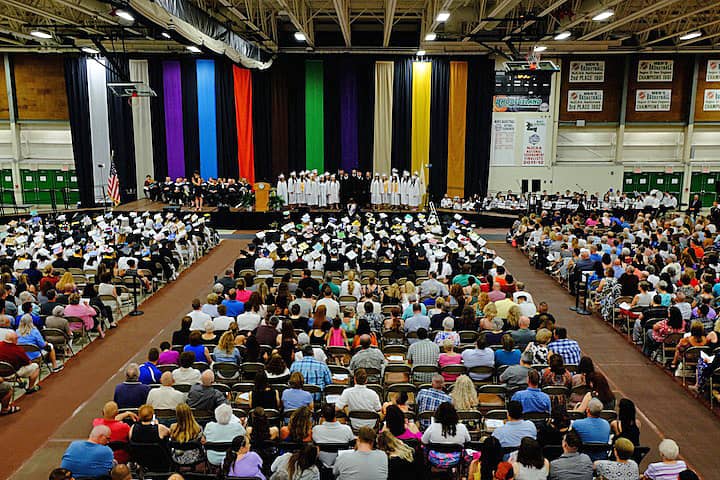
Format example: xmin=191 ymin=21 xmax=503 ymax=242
xmin=643 ymin=461 xmax=687 ymax=480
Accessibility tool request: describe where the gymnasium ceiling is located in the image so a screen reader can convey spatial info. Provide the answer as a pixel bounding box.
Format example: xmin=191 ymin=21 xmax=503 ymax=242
xmin=0 ymin=0 xmax=719 ymax=58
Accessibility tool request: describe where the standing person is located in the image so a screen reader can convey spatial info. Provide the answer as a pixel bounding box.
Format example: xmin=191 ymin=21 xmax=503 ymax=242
xmin=191 ymin=171 xmax=204 ymax=211
xmin=288 ymin=172 xmax=298 ymax=207
xmin=329 ymin=174 xmax=340 ymax=209
xmin=276 ymin=174 xmax=289 ymax=207
xmin=333 ymin=426 xmax=389 ymax=480
xmin=371 ymin=174 xmax=382 ymax=210
xmin=390 ymin=172 xmax=400 ymax=209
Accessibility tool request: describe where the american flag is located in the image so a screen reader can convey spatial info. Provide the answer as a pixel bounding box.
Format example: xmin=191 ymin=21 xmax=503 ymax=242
xmin=107 ymin=161 xmax=121 ymax=206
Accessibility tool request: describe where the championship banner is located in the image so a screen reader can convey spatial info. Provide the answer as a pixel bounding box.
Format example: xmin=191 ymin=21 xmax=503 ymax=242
xmin=635 ymin=89 xmax=672 ymax=111
xmin=492 ymin=95 xmax=550 ymax=112
xmin=637 ymin=60 xmax=674 ymax=82
xmin=707 ymin=60 xmax=720 ymax=82
xmin=569 ymin=61 xmax=605 ymax=83
xmin=703 ymin=89 xmax=720 ymax=111
xmin=567 ymin=90 xmax=604 ymax=112
xmin=521 ymin=118 xmax=548 ymax=167
xmin=490 ymin=118 xmax=516 ymax=166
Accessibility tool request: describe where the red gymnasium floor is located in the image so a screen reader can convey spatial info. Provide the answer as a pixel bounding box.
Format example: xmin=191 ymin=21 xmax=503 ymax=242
xmin=2 ymin=237 xmax=719 ymax=479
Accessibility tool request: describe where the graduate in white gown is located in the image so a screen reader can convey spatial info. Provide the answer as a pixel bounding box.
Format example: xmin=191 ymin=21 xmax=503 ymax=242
xmin=414 ymin=170 xmax=426 ymax=208
xmin=399 ymin=171 xmax=410 ymax=207
xmin=318 ymin=175 xmax=328 ymax=208
xmin=390 ymin=172 xmax=400 ymax=208
xmin=306 ymin=172 xmax=319 ymax=206
xmin=296 ymin=172 xmax=306 ymax=207
xmin=276 ymin=174 xmax=288 ymax=206
xmin=328 ymin=174 xmax=340 ymax=208
xmin=408 ymin=174 xmax=421 ymax=209
xmin=381 ymin=174 xmax=390 ymax=207
xmin=288 ymin=172 xmax=298 ymax=206
xmin=370 ymin=173 xmax=382 ymax=209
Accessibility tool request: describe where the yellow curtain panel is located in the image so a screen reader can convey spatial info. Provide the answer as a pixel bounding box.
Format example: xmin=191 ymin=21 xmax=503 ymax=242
xmin=373 ymin=61 xmax=394 ymax=175
xmin=447 ymin=61 xmax=468 ymax=198
xmin=411 ymin=61 xmax=432 ymax=185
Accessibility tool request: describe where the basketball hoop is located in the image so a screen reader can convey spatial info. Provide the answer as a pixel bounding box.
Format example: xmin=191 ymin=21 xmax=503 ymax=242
xmin=527 ymin=48 xmax=541 ymax=71
xmin=128 ymin=90 xmax=139 ymax=107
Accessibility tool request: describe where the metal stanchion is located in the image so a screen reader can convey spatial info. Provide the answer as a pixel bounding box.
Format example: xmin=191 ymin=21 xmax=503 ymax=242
xmin=129 ymin=275 xmax=144 ymax=317
xmin=569 ymin=271 xmax=592 ymax=316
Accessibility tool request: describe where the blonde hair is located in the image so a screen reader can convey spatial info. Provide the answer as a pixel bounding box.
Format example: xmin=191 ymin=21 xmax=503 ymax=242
xmin=386 ymin=283 xmax=401 ymax=299
xmin=347 ymin=270 xmax=356 ymax=282
xmin=206 ymin=293 xmax=219 ymax=305
xmin=450 ymin=375 xmax=478 ymax=410
xmin=17 ymin=314 xmax=35 ymax=336
xmin=404 ymin=281 xmax=416 ymax=296
xmin=56 ymin=272 xmax=75 ymax=292
xmin=217 ymin=331 xmax=236 ymax=354
xmin=442 ymin=339 xmax=455 ymax=352
xmin=483 ymin=302 xmax=497 ymax=319
xmin=470 ymin=284 xmax=480 ymax=297
xmin=477 ymin=292 xmax=490 ymax=310
xmin=536 ymin=328 xmax=552 ymax=344
xmin=506 ymin=305 xmax=521 ymax=329
xmin=170 ymin=403 xmax=202 ymax=442
xmin=379 ymin=430 xmax=414 ymax=463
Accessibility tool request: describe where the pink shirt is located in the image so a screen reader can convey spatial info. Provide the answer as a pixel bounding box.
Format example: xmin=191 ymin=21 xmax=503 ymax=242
xmin=64 ymin=303 xmax=97 ymax=330
xmin=328 ymin=327 xmax=345 ymax=346
xmin=158 ymin=350 xmax=180 ymax=365
xmin=236 ymin=290 xmax=252 ymax=303
xmin=438 ymin=353 xmax=463 ymax=382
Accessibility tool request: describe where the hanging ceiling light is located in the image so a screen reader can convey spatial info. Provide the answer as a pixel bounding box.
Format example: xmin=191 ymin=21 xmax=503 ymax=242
xmin=436 ymin=11 xmax=450 ymax=22
xmin=186 ymin=45 xmax=201 ymax=53
xmin=81 ymin=46 xmax=99 ymax=54
xmin=554 ymin=31 xmax=571 ymax=40
xmin=533 ymin=45 xmax=548 ymax=52
xmin=30 ymin=30 xmax=53 ymax=39
xmin=592 ymin=10 xmax=614 ymax=21
xmin=424 ymin=33 xmax=437 ymax=41
xmin=416 ymin=50 xmax=426 ymax=56
xmin=115 ymin=9 xmax=135 ymax=22
xmin=294 ymin=32 xmax=306 ymax=41
xmin=679 ymin=31 xmax=702 ymax=41
xmin=161 ymin=32 xmax=172 ymax=39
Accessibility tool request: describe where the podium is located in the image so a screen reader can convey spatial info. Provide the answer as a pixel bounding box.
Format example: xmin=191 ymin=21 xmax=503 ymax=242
xmin=254 ymin=182 xmax=270 ymax=212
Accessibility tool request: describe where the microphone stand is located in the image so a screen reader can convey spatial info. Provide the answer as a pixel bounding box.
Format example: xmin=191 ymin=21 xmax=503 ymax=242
xmin=129 ymin=275 xmax=144 ymax=316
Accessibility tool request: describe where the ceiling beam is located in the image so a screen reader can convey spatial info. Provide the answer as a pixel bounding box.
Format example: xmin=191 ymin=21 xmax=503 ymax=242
xmin=467 ymin=0 xmax=523 ymax=35
xmin=510 ymin=0 xmax=567 ymax=35
xmin=382 ymin=0 xmax=396 ymax=47
xmin=426 ymin=0 xmax=454 ymax=36
xmin=546 ymin=0 xmax=625 ymax=38
xmin=332 ymin=0 xmax=351 ymax=47
xmin=636 ymin=3 xmax=719 ymax=37
xmin=645 ymin=17 xmax=720 ymax=46
xmin=678 ymin=29 xmax=720 ymax=47
xmin=578 ymin=0 xmax=682 ymax=41
xmin=0 ymin=0 xmax=103 ymax=34
xmin=275 ymin=0 xmax=314 ymax=46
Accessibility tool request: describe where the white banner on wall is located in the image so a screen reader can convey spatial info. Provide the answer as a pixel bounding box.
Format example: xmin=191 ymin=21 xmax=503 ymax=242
xmin=707 ymin=60 xmax=720 ymax=82
xmin=490 ymin=118 xmax=516 ymax=166
xmin=522 ymin=118 xmax=548 ymax=166
xmin=703 ymin=89 xmax=720 ymax=111
xmin=637 ymin=60 xmax=674 ymax=82
xmin=635 ymin=89 xmax=672 ymax=111
xmin=568 ymin=61 xmax=605 ymax=82
xmin=567 ymin=90 xmax=604 ymax=111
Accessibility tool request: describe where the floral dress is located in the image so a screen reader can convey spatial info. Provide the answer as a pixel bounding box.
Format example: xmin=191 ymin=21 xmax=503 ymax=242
xmin=599 ymin=277 xmax=622 ymax=320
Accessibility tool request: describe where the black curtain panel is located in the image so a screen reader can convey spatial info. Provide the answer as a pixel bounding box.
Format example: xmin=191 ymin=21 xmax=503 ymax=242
xmin=251 ymin=69 xmax=272 ymax=182
xmin=391 ymin=57 xmax=413 ymax=173
xmin=323 ymin=56 xmax=341 ymax=174
xmin=106 ymin=58 xmax=137 ymax=202
xmin=270 ymin=62 xmax=290 ymax=176
xmin=465 ymin=57 xmax=493 ymax=197
xmin=286 ymin=57 xmax=306 ymax=174
xmin=63 ymin=56 xmax=95 ymax=208
xmin=215 ymin=59 xmax=239 ymax=179
xmin=147 ymin=59 xmax=167 ymax=181
xmin=429 ymin=58 xmax=449 ymax=201
xmin=181 ymin=58 xmax=200 ymax=177
xmin=356 ymin=56 xmax=375 ymax=173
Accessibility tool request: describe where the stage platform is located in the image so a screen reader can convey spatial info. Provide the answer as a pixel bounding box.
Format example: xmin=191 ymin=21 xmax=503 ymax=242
xmin=0 ymin=198 xmax=518 ymax=230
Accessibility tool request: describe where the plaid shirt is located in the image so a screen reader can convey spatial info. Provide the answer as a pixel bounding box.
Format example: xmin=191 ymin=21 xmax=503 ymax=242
xmin=547 ymin=339 xmax=581 ymax=365
xmin=416 ymin=388 xmax=452 ymax=428
xmin=360 ymin=313 xmax=385 ymax=334
xmin=290 ymin=357 xmax=332 ymax=395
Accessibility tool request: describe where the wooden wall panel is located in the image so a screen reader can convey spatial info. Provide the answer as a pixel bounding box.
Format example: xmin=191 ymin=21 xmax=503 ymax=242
xmin=695 ymin=56 xmax=720 ymax=122
xmin=0 ymin=65 xmax=8 ymax=120
xmin=559 ymin=56 xmax=623 ymax=123
xmin=625 ymin=55 xmax=692 ymax=123
xmin=13 ymin=55 xmax=68 ymax=121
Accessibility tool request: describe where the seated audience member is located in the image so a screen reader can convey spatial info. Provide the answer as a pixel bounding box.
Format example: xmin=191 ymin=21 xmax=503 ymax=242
xmin=158 ymin=341 xmax=180 ymax=366
xmin=643 ymin=439 xmax=687 ymax=480
xmin=434 ymin=316 xmax=460 ymax=346
xmin=188 ymin=298 xmax=212 ymax=330
xmin=525 ymin=328 xmax=553 ymax=365
xmin=348 ymin=334 xmax=387 ymax=383
xmin=548 ymin=430 xmax=593 ymax=480
xmin=280 ymin=405 xmax=313 ymax=442
xmin=222 ymin=289 xmax=245 ymax=318
xmin=407 ymin=328 xmax=440 ymax=384
xmin=467 ymin=437 xmax=508 ymax=480
xmin=462 ymin=332 xmax=494 ymax=381
xmin=492 ymin=400 xmax=537 ymax=449
xmin=183 ymin=330 xmax=213 ymax=364
xmin=510 ymin=316 xmax=536 ymax=349
xmin=147 ymin=371 xmax=186 ymax=409
xmin=594 ymin=438 xmax=639 ymax=480
xmin=500 ymin=351 xmax=533 ymax=390
xmin=221 ymin=434 xmax=266 ymax=480
xmin=495 ymin=334 xmax=521 ymax=367
xmin=172 ymin=316 xmax=193 ymax=347
xmin=610 ymin=398 xmax=641 ymax=446
xmin=290 ymin=345 xmax=332 ymax=400
xmin=16 ymin=314 xmax=62 ymax=372
xmin=64 ymin=293 xmax=102 ymax=338
xmin=213 ymin=304 xmax=235 ymax=331
xmin=404 ymin=303 xmax=430 ymax=338
xmin=168 ymin=403 xmax=205 ymax=467
xmin=204 ymin=404 xmax=246 ymax=466
xmin=187 ymin=370 xmax=229 ymax=411
xmin=60 ymin=425 xmax=114 ymax=479
xmin=110 ymin=464 xmax=132 ymax=480
xmin=571 ymin=398 xmax=611 ymax=460
xmin=0 ymin=376 xmax=18 ymax=415
xmin=256 ymin=315 xmax=280 ymax=347
xmin=40 ymin=290 xmax=62 ymax=316
xmin=200 ymin=320 xmax=218 ymax=344
xmin=282 ymin=371 xmax=314 ymax=411
xmin=271 ymin=444 xmax=320 ymax=480
xmin=333 ymin=426 xmax=388 ymax=480
xmin=202 ymin=293 xmax=220 ymax=318
xmin=547 ymin=327 xmax=581 ymax=366
xmin=113 ymin=363 xmax=150 ymax=408
xmin=421 ymin=402 xmax=471 ymax=467
xmin=511 ymin=437 xmax=549 ymax=479
xmin=212 ymin=331 xmax=242 ymax=364
xmin=138 ymin=347 xmax=162 ymax=384
xmin=383 ymin=403 xmax=421 ymax=440
xmin=250 ymin=370 xmax=281 ymax=410
xmin=44 ymin=305 xmax=72 ymax=343
xmin=173 ymin=351 xmax=202 ymax=385
xmin=451 ymin=374 xmax=479 ymax=411
xmin=335 ymin=368 xmax=382 ymax=429
xmin=515 ymin=294 xmax=537 ymax=318
xmin=92 ymin=401 xmax=136 ymax=463
xmin=130 ymin=404 xmax=171 ymax=443
xmin=313 ymin=403 xmax=356 ymax=467
xmin=512 ymin=369 xmax=551 ymax=414
xmin=530 ymin=302 xmax=556 ymax=331
xmin=438 ymin=339 xmax=463 ymax=382
xmin=415 ymin=374 xmax=452 ymax=428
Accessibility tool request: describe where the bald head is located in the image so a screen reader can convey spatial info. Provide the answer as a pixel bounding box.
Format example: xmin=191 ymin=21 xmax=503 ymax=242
xmin=3 ymin=331 xmax=17 ymax=344
xmin=201 ymin=369 xmax=215 ymax=386
xmin=431 ymin=374 xmax=445 ymax=390
xmin=102 ymin=401 xmax=119 ymax=419
xmin=160 ymin=371 xmax=174 ymax=386
xmin=519 ymin=316 xmax=530 ymax=329
xmin=110 ymin=464 xmax=131 ymax=480
xmin=359 ymin=334 xmax=371 ymax=349
xmin=168 ymin=474 xmax=185 ymax=480
xmin=0 ymin=316 xmax=9 ymax=328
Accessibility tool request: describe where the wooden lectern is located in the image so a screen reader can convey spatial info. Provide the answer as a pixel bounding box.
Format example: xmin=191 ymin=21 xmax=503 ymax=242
xmin=254 ymin=182 xmax=270 ymax=212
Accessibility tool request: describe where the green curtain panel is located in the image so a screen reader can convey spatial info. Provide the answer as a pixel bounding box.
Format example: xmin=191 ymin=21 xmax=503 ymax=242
xmin=305 ymin=60 xmax=325 ymax=172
